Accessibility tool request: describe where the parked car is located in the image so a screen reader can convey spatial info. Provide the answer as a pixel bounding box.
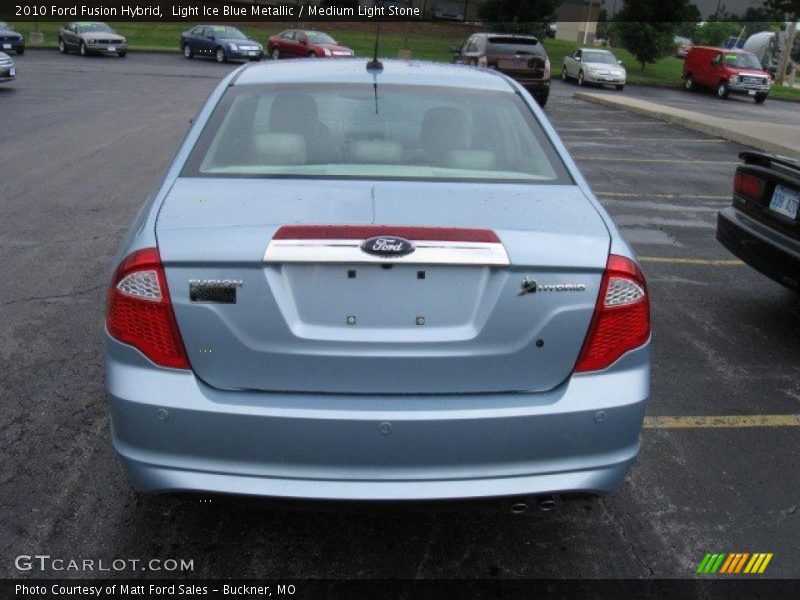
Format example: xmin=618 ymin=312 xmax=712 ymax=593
xmin=181 ymin=25 xmax=263 ymax=63
xmin=105 ymin=59 xmax=650 ymax=502
xmin=682 ymin=46 xmax=770 ymax=103
xmin=453 ymin=33 xmax=551 ymax=106
xmin=717 ymin=151 xmax=800 ymax=292
xmin=58 ymin=22 xmax=127 ymax=57
xmin=0 ymin=21 xmax=25 ymax=55
xmin=674 ymin=35 xmax=692 ymax=58
xmin=267 ymin=30 xmax=354 ymax=60
xmin=562 ymin=48 xmax=626 ymax=90
xmin=0 ymin=51 xmax=15 ymax=82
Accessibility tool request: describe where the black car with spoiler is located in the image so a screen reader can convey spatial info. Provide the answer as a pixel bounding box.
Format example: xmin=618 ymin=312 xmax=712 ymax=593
xmin=717 ymin=151 xmax=800 ymax=291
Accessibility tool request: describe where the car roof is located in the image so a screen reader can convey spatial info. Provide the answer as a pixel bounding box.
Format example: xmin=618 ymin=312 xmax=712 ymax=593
xmin=234 ymin=59 xmax=515 ymax=92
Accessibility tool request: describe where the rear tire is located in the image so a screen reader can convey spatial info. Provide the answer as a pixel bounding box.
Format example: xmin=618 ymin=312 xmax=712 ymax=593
xmin=307 ymin=51 xmax=316 ymax=58
xmin=615 ymin=84 xmax=625 ymax=91
xmin=16 ymin=47 xmax=24 ymax=55
xmin=270 ymin=47 xmax=280 ymax=60
xmin=183 ymin=43 xmax=193 ymax=59
xmin=215 ymin=47 xmax=226 ymax=63
xmin=118 ymin=51 xmax=126 ymax=58
xmin=716 ymin=82 xmax=729 ymax=99
xmin=535 ymin=93 xmax=548 ymax=107
xmin=59 ymin=38 xmax=67 ymax=54
xmin=754 ymin=93 xmax=767 ymax=104
xmin=684 ymin=75 xmax=694 ymax=91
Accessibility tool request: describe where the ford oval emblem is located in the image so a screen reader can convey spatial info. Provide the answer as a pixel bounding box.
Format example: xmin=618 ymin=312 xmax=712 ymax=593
xmin=360 ymin=236 xmax=415 ymax=258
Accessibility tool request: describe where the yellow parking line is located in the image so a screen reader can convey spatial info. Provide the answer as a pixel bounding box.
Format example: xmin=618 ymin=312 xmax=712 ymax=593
xmin=595 ymin=191 xmax=730 ymax=201
xmin=564 ymin=138 xmax=726 ymax=143
xmin=574 ymin=157 xmax=736 ymax=165
xmin=643 ymin=415 xmax=799 ymax=429
xmin=638 ymin=256 xmax=744 ymax=266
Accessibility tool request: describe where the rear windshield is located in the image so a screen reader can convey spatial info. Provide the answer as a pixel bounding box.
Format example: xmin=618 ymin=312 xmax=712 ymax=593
xmin=723 ymin=53 xmax=762 ymax=69
xmin=183 ymin=83 xmax=571 ymax=184
xmin=486 ymin=37 xmax=545 ymax=57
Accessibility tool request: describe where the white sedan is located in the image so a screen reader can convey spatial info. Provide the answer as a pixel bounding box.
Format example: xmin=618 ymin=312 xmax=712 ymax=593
xmin=562 ymin=48 xmax=626 ymax=90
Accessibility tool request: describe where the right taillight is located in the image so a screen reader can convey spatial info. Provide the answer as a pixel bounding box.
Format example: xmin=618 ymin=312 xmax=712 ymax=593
xmin=734 ymin=171 xmax=763 ymax=203
xmin=106 ymin=247 xmax=190 ymax=370
xmin=575 ymin=254 xmax=650 ymax=373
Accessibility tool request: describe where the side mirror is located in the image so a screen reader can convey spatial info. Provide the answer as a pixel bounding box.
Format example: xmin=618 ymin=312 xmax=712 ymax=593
xmin=208 ymin=35 xmax=215 ymax=41
xmin=300 ymin=39 xmax=308 ymax=45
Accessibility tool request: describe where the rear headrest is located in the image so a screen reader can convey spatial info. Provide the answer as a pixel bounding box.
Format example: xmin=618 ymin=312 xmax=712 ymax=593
xmin=268 ymin=94 xmax=320 ymax=134
xmin=445 ymin=150 xmax=497 ymax=171
xmin=253 ymin=133 xmax=306 ymax=165
xmin=347 ymin=140 xmax=403 ymax=164
xmin=422 ymin=107 xmax=470 ymax=158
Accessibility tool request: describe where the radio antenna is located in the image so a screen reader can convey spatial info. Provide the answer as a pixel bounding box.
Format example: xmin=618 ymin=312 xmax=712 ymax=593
xmin=366 ymin=22 xmax=383 ymax=71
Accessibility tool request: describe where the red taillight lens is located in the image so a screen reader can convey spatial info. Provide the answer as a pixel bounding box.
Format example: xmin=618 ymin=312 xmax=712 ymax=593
xmin=734 ymin=171 xmax=763 ymax=202
xmin=106 ymin=248 xmax=190 ymax=370
xmin=575 ymin=255 xmax=650 ymax=373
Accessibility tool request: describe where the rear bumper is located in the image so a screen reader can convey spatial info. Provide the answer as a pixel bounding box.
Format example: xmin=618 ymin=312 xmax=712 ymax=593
xmin=106 ymin=336 xmax=649 ymax=501
xmin=717 ymin=207 xmax=800 ymax=291
xmin=513 ymin=79 xmax=550 ymax=97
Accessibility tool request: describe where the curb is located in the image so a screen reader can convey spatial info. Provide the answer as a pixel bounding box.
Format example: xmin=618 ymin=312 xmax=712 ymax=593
xmin=573 ymin=92 xmax=800 ymax=158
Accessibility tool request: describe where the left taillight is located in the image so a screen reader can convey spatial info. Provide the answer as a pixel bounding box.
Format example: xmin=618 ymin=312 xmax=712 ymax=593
xmin=106 ymin=247 xmax=190 ymax=370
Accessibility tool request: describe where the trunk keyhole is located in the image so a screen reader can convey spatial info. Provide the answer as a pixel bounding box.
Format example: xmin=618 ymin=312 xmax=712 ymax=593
xmin=417 ymin=271 xmax=426 ymax=280
xmin=347 ymin=270 xmax=357 ymax=279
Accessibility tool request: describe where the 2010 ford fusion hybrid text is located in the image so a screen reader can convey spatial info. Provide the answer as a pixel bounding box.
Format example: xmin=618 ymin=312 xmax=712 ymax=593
xmin=105 ymin=59 xmax=650 ymax=501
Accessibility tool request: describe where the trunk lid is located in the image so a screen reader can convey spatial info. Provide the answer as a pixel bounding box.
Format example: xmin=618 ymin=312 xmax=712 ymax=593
xmin=156 ymin=178 xmax=610 ymax=394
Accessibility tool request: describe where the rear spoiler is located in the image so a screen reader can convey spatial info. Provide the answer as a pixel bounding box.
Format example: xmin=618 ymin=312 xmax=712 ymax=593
xmin=739 ymin=151 xmax=800 ymax=176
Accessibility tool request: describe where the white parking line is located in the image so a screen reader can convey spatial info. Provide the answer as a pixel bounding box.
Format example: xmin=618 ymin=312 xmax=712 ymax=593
xmin=595 ymin=192 xmax=730 ymax=201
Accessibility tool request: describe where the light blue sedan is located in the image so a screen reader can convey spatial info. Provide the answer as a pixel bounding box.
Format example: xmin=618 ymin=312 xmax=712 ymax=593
xmin=105 ymin=59 xmax=650 ymax=504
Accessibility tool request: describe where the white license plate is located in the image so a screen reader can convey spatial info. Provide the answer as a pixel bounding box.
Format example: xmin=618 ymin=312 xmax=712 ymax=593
xmin=248 ymin=51 xmax=257 ymax=56
xmin=107 ymin=46 xmax=116 ymax=52
xmin=769 ymin=184 xmax=800 ymax=220
xmin=748 ymin=90 xmax=756 ymax=95
xmin=2 ymin=44 xmax=10 ymax=49
xmin=9 ymin=67 xmax=15 ymax=76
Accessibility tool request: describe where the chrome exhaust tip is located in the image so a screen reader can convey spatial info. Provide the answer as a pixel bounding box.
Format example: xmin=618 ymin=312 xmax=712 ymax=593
xmin=509 ymin=502 xmax=528 ymax=515
xmin=538 ymin=496 xmax=557 ymax=512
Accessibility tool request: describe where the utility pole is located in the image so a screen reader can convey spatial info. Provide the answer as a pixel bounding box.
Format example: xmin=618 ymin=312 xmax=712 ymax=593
xmin=583 ymin=0 xmax=594 ymax=45
xmin=775 ymin=21 xmax=798 ymax=86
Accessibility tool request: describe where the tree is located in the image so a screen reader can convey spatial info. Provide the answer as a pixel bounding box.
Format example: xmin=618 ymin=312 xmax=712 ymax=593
xmin=692 ymin=20 xmax=743 ymax=46
xmin=763 ymin=0 xmax=800 ymax=20
xmin=614 ymin=0 xmax=690 ymax=71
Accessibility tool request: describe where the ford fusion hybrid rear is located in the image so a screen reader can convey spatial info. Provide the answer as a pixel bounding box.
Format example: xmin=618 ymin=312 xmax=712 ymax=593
xmin=105 ymin=61 xmax=650 ymax=501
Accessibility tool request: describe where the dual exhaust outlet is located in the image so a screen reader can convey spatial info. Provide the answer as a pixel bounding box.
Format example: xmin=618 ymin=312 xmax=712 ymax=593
xmin=509 ymin=495 xmax=557 ymax=515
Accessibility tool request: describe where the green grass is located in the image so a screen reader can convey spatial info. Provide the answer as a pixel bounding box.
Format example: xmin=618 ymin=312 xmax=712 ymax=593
xmin=11 ymin=21 xmax=800 ymax=100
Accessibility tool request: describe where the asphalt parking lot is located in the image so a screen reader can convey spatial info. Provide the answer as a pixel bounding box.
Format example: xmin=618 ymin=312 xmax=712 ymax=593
xmin=1 ymin=51 xmax=798 ymax=580
xmin=551 ymin=76 xmax=800 ymax=127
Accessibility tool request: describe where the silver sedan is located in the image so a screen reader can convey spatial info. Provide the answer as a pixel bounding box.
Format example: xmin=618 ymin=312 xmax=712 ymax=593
xmin=563 ymin=48 xmax=626 ymax=90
